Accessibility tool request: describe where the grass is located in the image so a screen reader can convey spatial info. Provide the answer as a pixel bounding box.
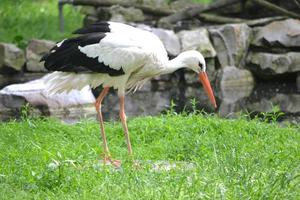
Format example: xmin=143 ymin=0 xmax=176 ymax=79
xmin=0 ymin=112 xmax=299 ymax=199
xmin=0 ymin=0 xmax=83 ymax=47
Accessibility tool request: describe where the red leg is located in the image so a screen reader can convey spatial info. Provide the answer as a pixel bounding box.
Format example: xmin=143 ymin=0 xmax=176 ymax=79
xmin=95 ymin=87 xmax=120 ymax=167
xmin=119 ymin=96 xmax=133 ymax=155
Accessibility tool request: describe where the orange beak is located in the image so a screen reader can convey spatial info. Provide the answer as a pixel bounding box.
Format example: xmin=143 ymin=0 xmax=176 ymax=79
xmin=198 ymin=72 xmax=217 ymax=108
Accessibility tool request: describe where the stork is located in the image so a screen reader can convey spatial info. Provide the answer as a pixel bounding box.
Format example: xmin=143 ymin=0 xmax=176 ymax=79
xmin=41 ymin=21 xmax=217 ymax=167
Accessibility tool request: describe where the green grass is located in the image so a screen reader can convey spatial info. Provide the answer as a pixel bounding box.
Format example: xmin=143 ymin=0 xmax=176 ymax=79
xmin=0 ymin=113 xmax=299 ymax=199
xmin=0 ymin=0 xmax=83 ymax=47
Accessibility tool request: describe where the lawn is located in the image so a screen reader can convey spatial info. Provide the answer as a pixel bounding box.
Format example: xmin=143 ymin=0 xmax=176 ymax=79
xmin=0 ymin=113 xmax=299 ymax=199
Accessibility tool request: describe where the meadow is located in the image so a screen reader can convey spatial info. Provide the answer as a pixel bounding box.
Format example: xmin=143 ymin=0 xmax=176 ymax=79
xmin=0 ymin=113 xmax=299 ymax=199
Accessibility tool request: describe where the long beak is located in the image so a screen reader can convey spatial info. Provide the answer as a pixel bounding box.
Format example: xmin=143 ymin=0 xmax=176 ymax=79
xmin=198 ymin=72 xmax=217 ymax=108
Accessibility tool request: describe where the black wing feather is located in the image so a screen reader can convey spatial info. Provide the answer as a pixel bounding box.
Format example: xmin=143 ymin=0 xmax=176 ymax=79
xmin=73 ymin=22 xmax=111 ymax=35
xmin=41 ymin=33 xmax=125 ymax=76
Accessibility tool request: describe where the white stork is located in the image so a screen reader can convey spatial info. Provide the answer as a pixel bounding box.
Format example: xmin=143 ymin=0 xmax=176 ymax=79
xmin=42 ymin=21 xmax=217 ymax=166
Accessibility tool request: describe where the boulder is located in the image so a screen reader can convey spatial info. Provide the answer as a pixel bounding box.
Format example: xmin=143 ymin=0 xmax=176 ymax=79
xmin=184 ymin=86 xmax=216 ymax=111
xmin=209 ymin=24 xmax=252 ymax=68
xmin=83 ymin=15 xmax=98 ymax=26
xmin=143 ymin=0 xmax=169 ymax=9
xmin=26 ymin=39 xmax=55 ymax=72
xmin=246 ymin=94 xmax=300 ymax=114
xmin=177 ymin=28 xmax=216 ymax=58
xmin=0 ymin=73 xmax=45 ymax=89
xmin=272 ymin=94 xmax=300 ymax=113
xmin=247 ymin=52 xmax=300 ymax=76
xmin=136 ymin=25 xmax=181 ymax=56
xmin=151 ymin=28 xmax=181 ymax=56
xmin=108 ymin=5 xmax=145 ymax=23
xmin=125 ymin=91 xmax=171 ymax=116
xmin=216 ymin=66 xmax=254 ymax=102
xmin=170 ymin=0 xmax=198 ymax=10
xmin=0 ymin=78 xmax=96 ymax=121
xmin=101 ymin=90 xmax=172 ymax=119
xmin=80 ymin=6 xmax=97 ymax=16
xmin=252 ymin=19 xmax=300 ymax=48
xmin=0 ymin=43 xmax=25 ymax=73
xmin=297 ymin=73 xmax=300 ymax=92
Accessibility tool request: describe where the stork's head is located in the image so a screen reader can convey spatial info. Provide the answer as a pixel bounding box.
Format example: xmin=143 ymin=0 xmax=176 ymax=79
xmin=179 ymin=50 xmax=217 ymax=108
xmin=179 ymin=50 xmax=206 ymax=73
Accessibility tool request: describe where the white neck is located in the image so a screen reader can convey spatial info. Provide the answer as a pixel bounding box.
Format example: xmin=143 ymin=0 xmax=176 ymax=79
xmin=162 ymin=56 xmax=187 ymax=75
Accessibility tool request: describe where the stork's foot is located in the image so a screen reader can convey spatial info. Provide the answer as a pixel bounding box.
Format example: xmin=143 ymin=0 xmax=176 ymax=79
xmin=101 ymin=154 xmax=121 ymax=168
xmin=107 ymin=158 xmax=121 ymax=168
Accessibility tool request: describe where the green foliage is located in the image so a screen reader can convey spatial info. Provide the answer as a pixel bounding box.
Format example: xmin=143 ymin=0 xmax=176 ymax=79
xmin=0 ymin=0 xmax=83 ymax=47
xmin=261 ymin=105 xmax=285 ymax=123
xmin=0 ymin=114 xmax=299 ymax=199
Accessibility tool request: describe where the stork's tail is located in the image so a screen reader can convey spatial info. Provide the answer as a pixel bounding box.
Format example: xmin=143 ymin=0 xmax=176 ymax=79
xmin=43 ymin=72 xmax=104 ymax=95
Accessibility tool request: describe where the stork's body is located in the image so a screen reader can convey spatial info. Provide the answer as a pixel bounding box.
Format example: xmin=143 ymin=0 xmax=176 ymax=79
xmin=42 ymin=21 xmax=216 ymax=166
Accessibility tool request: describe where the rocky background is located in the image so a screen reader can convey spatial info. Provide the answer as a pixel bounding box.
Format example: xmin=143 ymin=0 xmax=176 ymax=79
xmin=0 ymin=0 xmax=299 ymax=123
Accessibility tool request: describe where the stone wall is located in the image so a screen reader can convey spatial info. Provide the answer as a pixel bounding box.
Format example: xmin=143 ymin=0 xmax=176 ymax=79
xmin=0 ymin=16 xmax=299 ymax=122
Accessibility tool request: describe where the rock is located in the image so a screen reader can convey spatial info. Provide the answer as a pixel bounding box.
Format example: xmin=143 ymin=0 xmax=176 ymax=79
xmin=297 ymin=73 xmax=300 ymax=92
xmin=143 ymin=0 xmax=169 ymax=8
xmin=0 ymin=43 xmax=25 ymax=73
xmin=184 ymin=71 xmax=198 ymax=85
xmin=0 ymin=78 xmax=96 ymax=122
xmin=125 ymin=91 xmax=171 ymax=116
xmin=26 ymin=39 xmax=55 ymax=72
xmin=151 ymin=28 xmax=180 ymax=56
xmin=153 ymin=81 xmax=173 ymax=91
xmin=216 ymin=66 xmax=254 ymax=102
xmin=216 ymin=67 xmax=254 ymax=117
xmin=246 ymin=94 xmax=300 ymax=114
xmin=247 ymin=52 xmax=300 ymax=76
xmin=217 ymin=101 xmax=242 ymax=118
xmin=83 ymin=15 xmax=98 ymax=26
xmin=96 ymin=7 xmax=112 ymax=21
xmin=272 ymin=94 xmax=300 ymax=113
xmin=170 ymin=0 xmax=198 ymax=10
xmin=101 ymin=90 xmax=172 ymax=119
xmin=152 ymin=74 xmax=172 ymax=82
xmin=177 ymin=28 xmax=216 ymax=58
xmin=209 ymin=24 xmax=252 ymax=68
xmin=185 ymin=86 xmax=216 ymax=111
xmin=0 ymin=73 xmax=46 ymax=89
xmin=138 ymin=81 xmax=152 ymax=92
xmin=252 ymin=19 xmax=300 ymax=48
xmin=135 ymin=25 xmax=180 ymax=56
xmin=108 ymin=5 xmax=145 ymax=23
xmin=80 ymin=6 xmax=97 ymax=16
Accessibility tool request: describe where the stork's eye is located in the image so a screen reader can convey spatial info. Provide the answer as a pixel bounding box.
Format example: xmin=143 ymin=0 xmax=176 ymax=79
xmin=198 ymin=62 xmax=203 ymax=69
